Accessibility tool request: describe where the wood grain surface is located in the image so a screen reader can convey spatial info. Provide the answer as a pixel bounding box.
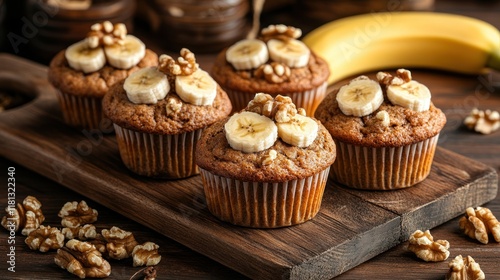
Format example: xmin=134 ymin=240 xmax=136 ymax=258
xmin=0 ymin=53 xmax=497 ymax=279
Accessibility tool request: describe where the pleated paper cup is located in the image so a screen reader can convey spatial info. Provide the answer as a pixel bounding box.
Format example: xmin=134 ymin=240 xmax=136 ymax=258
xmin=56 ymin=90 xmax=104 ymax=129
xmin=199 ymin=166 xmax=330 ymax=228
xmin=224 ymin=81 xmax=328 ymax=116
xmin=114 ymin=124 xmax=202 ymax=179
xmin=332 ymin=134 xmax=440 ymax=190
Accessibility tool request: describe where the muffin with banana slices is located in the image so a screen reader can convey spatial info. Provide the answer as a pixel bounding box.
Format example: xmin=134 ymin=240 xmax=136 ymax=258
xmin=196 ymin=93 xmax=336 ymax=228
xmin=103 ymin=48 xmax=232 ymax=179
xmin=211 ymin=24 xmax=330 ymax=116
xmin=315 ymin=69 xmax=446 ymax=190
xmin=48 ymin=21 xmax=157 ymax=129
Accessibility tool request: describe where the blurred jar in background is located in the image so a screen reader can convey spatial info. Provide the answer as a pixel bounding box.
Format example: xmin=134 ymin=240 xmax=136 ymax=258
xmin=142 ymin=0 xmax=251 ymax=53
xmin=23 ymin=0 xmax=136 ymax=64
xmin=297 ymin=0 xmax=435 ymax=23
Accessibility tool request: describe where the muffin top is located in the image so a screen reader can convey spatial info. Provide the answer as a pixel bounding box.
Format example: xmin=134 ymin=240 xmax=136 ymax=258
xmin=315 ymin=69 xmax=446 ymax=148
xmin=196 ymin=93 xmax=336 ymax=182
xmin=103 ymin=49 xmax=232 ymax=134
xmin=211 ymin=24 xmax=330 ymax=94
xmin=48 ymin=21 xmax=157 ymax=98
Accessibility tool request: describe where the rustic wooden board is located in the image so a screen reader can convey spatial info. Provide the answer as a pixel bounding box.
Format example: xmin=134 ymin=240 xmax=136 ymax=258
xmin=0 ymin=53 xmax=497 ymax=279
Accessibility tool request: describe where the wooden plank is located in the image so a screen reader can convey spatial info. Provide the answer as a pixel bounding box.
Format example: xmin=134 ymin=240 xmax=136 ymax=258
xmin=0 ymin=53 xmax=497 ymax=279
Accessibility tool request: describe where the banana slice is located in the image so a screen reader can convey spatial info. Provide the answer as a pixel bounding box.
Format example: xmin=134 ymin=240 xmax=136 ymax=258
xmin=277 ymin=114 xmax=318 ymax=147
xmin=104 ymin=35 xmax=146 ymax=69
xmin=267 ymin=38 xmax=310 ymax=68
xmin=387 ymin=80 xmax=431 ymax=112
xmin=336 ymin=77 xmax=384 ymax=117
xmin=225 ymin=39 xmax=269 ymax=70
xmin=124 ymin=67 xmax=169 ymax=104
xmin=225 ymin=111 xmax=278 ymax=153
xmin=65 ymin=39 xmax=106 ymax=73
xmin=175 ymin=69 xmax=217 ymax=106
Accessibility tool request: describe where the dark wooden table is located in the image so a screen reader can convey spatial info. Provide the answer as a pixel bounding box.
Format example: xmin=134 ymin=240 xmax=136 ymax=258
xmin=1 ymin=0 xmax=500 ymax=279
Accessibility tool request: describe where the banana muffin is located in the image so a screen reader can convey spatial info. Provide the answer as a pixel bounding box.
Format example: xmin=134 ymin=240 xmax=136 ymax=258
xmin=211 ymin=24 xmax=330 ymax=116
xmin=196 ymin=93 xmax=336 ymax=228
xmin=315 ymin=69 xmax=446 ymax=190
xmin=48 ymin=21 xmax=157 ymax=130
xmin=103 ymin=49 xmax=232 ymax=179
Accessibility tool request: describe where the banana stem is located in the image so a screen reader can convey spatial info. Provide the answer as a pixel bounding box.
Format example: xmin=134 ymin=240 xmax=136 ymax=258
xmin=487 ymin=48 xmax=500 ymax=71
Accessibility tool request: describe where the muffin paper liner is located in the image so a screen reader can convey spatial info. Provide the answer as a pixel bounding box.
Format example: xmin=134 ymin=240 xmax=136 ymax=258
xmin=199 ymin=166 xmax=330 ymax=228
xmin=332 ymin=134 xmax=440 ymax=190
xmin=224 ymin=81 xmax=328 ymax=116
xmin=56 ymin=90 xmax=103 ymax=129
xmin=114 ymin=124 xmax=201 ymax=179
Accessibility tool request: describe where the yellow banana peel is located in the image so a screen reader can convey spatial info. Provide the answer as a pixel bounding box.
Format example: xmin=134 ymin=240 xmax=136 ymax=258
xmin=302 ymin=12 xmax=500 ymax=85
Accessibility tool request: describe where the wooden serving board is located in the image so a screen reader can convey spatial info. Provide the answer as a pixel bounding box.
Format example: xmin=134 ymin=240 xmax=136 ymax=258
xmin=0 ymin=53 xmax=497 ymax=279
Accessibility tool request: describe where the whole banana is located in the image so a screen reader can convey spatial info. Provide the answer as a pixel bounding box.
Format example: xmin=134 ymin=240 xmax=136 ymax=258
xmin=302 ymin=12 xmax=500 ymax=85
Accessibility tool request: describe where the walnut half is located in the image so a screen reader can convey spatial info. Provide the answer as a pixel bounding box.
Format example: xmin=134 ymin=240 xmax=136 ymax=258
xmin=1 ymin=195 xmax=45 ymax=236
xmin=407 ymin=229 xmax=450 ymax=262
xmin=101 ymin=226 xmax=139 ymax=260
xmin=459 ymin=206 xmax=500 ymax=244
xmin=25 ymin=225 xmax=64 ymax=252
xmin=132 ymin=242 xmax=162 ymax=267
xmin=445 ymin=255 xmax=485 ymax=280
xmin=58 ymin=200 xmax=98 ymax=228
xmin=463 ymin=108 xmax=500 ymax=134
xmin=54 ymin=239 xmax=111 ymax=279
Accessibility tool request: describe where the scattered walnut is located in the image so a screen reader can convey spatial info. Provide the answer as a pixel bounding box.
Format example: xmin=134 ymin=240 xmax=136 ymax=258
xmin=55 ymin=239 xmax=111 ymax=279
xmin=165 ymin=97 xmax=183 ymax=117
xmin=261 ymin=149 xmax=277 ymax=166
xmin=158 ymin=48 xmax=199 ymax=77
xmin=58 ymin=200 xmax=98 ymax=228
xmin=1 ymin=195 xmax=45 ymax=236
xmin=407 ymin=229 xmax=450 ymax=262
xmin=130 ymin=266 xmax=158 ymax=280
xmin=254 ymin=62 xmax=291 ymax=83
xmin=62 ymin=224 xmax=97 ymax=241
xmin=445 ymin=255 xmax=485 ymax=280
xmin=25 ymin=225 xmax=64 ymax=252
xmin=101 ymin=226 xmax=139 ymax=260
xmin=260 ymin=24 xmax=302 ymax=42
xmin=375 ymin=110 xmax=390 ymax=127
xmin=463 ymin=108 xmax=500 ymax=135
xmin=132 ymin=242 xmax=162 ymax=267
xmin=86 ymin=21 xmax=127 ymax=48
xmin=459 ymin=206 xmax=500 ymax=244
xmin=376 ymin=69 xmax=412 ymax=86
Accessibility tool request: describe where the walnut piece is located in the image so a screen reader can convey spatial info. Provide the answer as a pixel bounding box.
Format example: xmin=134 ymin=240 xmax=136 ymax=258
xmin=245 ymin=93 xmax=300 ymax=124
xmin=101 ymin=226 xmax=139 ymax=260
xmin=463 ymin=108 xmax=500 ymax=135
xmin=158 ymin=48 xmax=199 ymax=76
xmin=25 ymin=225 xmax=64 ymax=252
xmin=130 ymin=266 xmax=158 ymax=280
xmin=54 ymin=239 xmax=111 ymax=279
xmin=260 ymin=24 xmax=302 ymax=42
xmin=86 ymin=21 xmax=127 ymax=48
xmin=261 ymin=149 xmax=277 ymax=166
xmin=459 ymin=206 xmax=500 ymax=244
xmin=132 ymin=242 xmax=162 ymax=267
xmin=62 ymin=224 xmax=97 ymax=241
xmin=1 ymin=195 xmax=45 ymax=236
xmin=445 ymin=255 xmax=485 ymax=280
xmin=58 ymin=200 xmax=98 ymax=228
xmin=165 ymin=97 xmax=183 ymax=117
xmin=254 ymin=62 xmax=291 ymax=84
xmin=376 ymin=68 xmax=412 ymax=86
xmin=407 ymin=229 xmax=450 ymax=262
xmin=375 ymin=110 xmax=390 ymax=127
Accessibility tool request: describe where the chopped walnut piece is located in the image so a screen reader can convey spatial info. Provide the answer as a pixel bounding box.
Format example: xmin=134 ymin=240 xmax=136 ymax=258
xmin=58 ymin=200 xmax=98 ymax=228
xmin=261 ymin=149 xmax=277 ymax=166
xmin=25 ymin=225 xmax=64 ymax=252
xmin=376 ymin=68 xmax=412 ymax=86
xmin=463 ymin=108 xmax=500 ymax=135
xmin=375 ymin=110 xmax=390 ymax=127
xmin=55 ymin=239 xmax=111 ymax=279
xmin=1 ymin=195 xmax=45 ymax=236
xmin=260 ymin=24 xmax=302 ymax=42
xmin=254 ymin=62 xmax=291 ymax=84
xmin=86 ymin=21 xmax=127 ymax=48
xmin=459 ymin=206 xmax=500 ymax=244
xmin=62 ymin=224 xmax=97 ymax=241
xmin=132 ymin=242 xmax=162 ymax=267
xmin=445 ymin=255 xmax=485 ymax=280
xmin=158 ymin=48 xmax=199 ymax=77
xmin=245 ymin=93 xmax=302 ymax=123
xmin=407 ymin=229 xmax=450 ymax=262
xmin=165 ymin=97 xmax=183 ymax=116
xmin=101 ymin=226 xmax=139 ymax=260
xmin=274 ymin=95 xmax=297 ymax=123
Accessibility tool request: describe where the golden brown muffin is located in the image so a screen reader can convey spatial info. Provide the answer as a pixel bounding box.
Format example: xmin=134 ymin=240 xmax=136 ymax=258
xmin=211 ymin=24 xmax=330 ymax=116
xmin=196 ymin=93 xmax=336 ymax=228
xmin=315 ymin=70 xmax=446 ymax=190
